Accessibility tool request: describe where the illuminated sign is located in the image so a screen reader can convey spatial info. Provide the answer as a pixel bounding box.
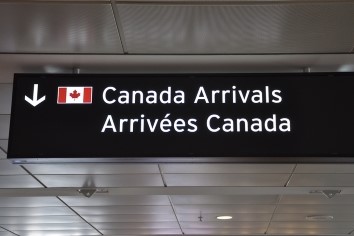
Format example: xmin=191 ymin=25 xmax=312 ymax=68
xmin=8 ymin=73 xmax=354 ymax=161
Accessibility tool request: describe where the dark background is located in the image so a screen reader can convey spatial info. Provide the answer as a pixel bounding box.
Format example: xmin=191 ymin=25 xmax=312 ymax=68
xmin=7 ymin=73 xmax=354 ymax=160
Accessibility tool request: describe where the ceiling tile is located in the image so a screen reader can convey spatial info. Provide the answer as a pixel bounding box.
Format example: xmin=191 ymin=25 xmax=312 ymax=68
xmin=0 ymin=115 xmax=10 ymax=139
xmin=270 ymin=221 xmax=354 ymax=229
xmin=92 ymin=222 xmax=179 ymax=229
xmin=0 ymin=160 xmax=27 ymax=175
xmin=280 ymin=195 xmax=354 ymax=205
xmin=0 ymin=197 xmax=64 ymax=207
xmin=25 ymin=164 xmax=159 ymax=174
xmin=174 ymin=204 xmax=275 ymax=214
xmin=117 ymin=4 xmax=354 ymax=54
xmin=0 ymin=3 xmax=123 ymax=54
xmin=160 ymin=164 xmax=294 ymax=173
xmin=2 ymin=223 xmax=92 ymax=231
xmin=0 ymin=175 xmax=43 ymax=188
xmin=0 ymin=149 xmax=6 ymax=159
xmin=276 ymin=205 xmax=354 ymax=214
xmin=101 ymin=228 xmax=182 ymax=235
xmin=177 ymin=213 xmax=272 ymax=222
xmin=12 ymin=230 xmax=100 ymax=236
xmin=296 ymin=164 xmax=354 ymax=173
xmin=82 ymin=214 xmax=177 ymax=223
xmin=288 ymin=174 xmax=354 ymax=186
xmin=273 ymin=213 xmax=354 ymax=222
xmin=0 ymin=215 xmax=84 ymax=224
xmin=180 ymin=221 xmax=268 ymax=229
xmin=164 ymin=174 xmax=289 ymax=186
xmin=0 ymin=84 xmax=12 ymax=115
xmin=171 ymin=195 xmax=279 ymax=205
xmin=183 ymin=228 xmax=266 ymax=234
xmin=0 ymin=207 xmax=75 ymax=217
xmin=267 ymin=227 xmax=351 ymax=235
xmin=73 ymin=205 xmax=174 ymax=215
xmin=61 ymin=195 xmax=170 ymax=206
xmin=0 ymin=233 xmax=17 ymax=236
xmin=35 ymin=174 xmax=164 ymax=187
xmin=0 ymin=140 xmax=8 ymax=153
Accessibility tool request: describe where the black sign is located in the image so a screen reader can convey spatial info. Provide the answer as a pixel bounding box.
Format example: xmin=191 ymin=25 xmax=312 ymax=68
xmin=7 ymin=73 xmax=354 ymax=162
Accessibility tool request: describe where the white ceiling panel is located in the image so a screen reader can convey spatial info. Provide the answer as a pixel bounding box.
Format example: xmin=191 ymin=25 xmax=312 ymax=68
xmin=180 ymin=221 xmax=268 ymax=229
xmin=174 ymin=204 xmax=275 ymax=214
xmin=101 ymin=228 xmax=182 ymax=235
xmin=164 ymin=174 xmax=289 ymax=186
xmin=25 ymin=164 xmax=159 ymax=174
xmin=183 ymin=228 xmax=266 ymax=234
xmin=160 ymin=164 xmax=294 ymax=173
xmin=276 ymin=205 xmax=354 ymax=214
xmin=0 ymin=233 xmax=16 ymax=236
xmin=0 ymin=3 xmax=123 ymax=54
xmin=0 ymin=215 xmax=84 ymax=224
xmin=0 ymin=140 xmax=7 ymax=153
xmin=267 ymin=228 xmax=351 ymax=235
xmin=117 ymin=3 xmax=354 ymax=54
xmin=2 ymin=223 xmax=92 ymax=231
xmin=92 ymin=222 xmax=179 ymax=229
xmin=0 ymin=207 xmax=75 ymax=216
xmin=280 ymin=195 xmax=354 ymax=205
xmin=0 ymin=197 xmax=64 ymax=207
xmin=0 ymin=84 xmax=11 ymax=115
xmin=36 ymin=174 xmax=164 ymax=187
xmin=177 ymin=213 xmax=272 ymax=222
xmin=0 ymin=115 xmax=10 ymax=140
xmin=171 ymin=195 xmax=279 ymax=205
xmin=0 ymin=161 xmax=26 ymax=175
xmin=0 ymin=149 xmax=6 ymax=159
xmin=12 ymin=230 xmax=100 ymax=236
xmin=73 ymin=205 xmax=174 ymax=215
xmin=288 ymin=174 xmax=354 ymax=186
xmin=61 ymin=195 xmax=170 ymax=206
xmin=273 ymin=213 xmax=354 ymax=222
xmin=0 ymin=175 xmax=43 ymax=188
xmin=82 ymin=214 xmax=177 ymax=222
xmin=270 ymin=221 xmax=354 ymax=229
xmin=296 ymin=164 xmax=354 ymax=173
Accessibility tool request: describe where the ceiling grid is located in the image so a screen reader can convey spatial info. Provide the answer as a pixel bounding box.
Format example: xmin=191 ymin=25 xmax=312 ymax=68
xmin=0 ymin=162 xmax=354 ymax=235
xmin=0 ymin=227 xmax=17 ymax=236
xmin=264 ymin=194 xmax=283 ymax=235
xmin=110 ymin=0 xmax=129 ymax=53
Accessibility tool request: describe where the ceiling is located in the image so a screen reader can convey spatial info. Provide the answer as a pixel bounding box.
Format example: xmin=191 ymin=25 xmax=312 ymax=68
xmin=0 ymin=162 xmax=354 ymax=236
xmin=0 ymin=1 xmax=354 ymax=54
xmin=1 ymin=0 xmax=354 ymax=236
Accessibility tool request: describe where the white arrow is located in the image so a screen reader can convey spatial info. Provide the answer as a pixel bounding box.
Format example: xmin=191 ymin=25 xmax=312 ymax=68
xmin=24 ymin=84 xmax=46 ymax=107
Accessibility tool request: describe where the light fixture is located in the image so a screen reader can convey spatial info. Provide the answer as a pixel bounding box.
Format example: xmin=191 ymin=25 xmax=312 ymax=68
xmin=217 ymin=216 xmax=233 ymax=220
xmin=306 ymin=215 xmax=334 ymax=221
xmin=309 ymin=190 xmax=341 ymax=199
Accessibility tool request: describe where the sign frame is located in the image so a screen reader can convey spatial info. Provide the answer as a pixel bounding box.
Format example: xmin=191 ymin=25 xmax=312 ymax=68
xmin=8 ymin=72 xmax=354 ymax=163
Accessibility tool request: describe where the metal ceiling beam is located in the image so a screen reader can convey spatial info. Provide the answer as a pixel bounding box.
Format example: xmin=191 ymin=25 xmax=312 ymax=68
xmin=0 ymin=186 xmax=353 ymax=197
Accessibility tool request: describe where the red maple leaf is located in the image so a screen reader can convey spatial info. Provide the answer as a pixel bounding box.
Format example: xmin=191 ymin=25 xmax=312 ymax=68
xmin=70 ymin=90 xmax=81 ymax=100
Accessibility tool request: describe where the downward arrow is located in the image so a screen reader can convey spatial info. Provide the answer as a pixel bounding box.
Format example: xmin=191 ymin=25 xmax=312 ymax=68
xmin=25 ymin=84 xmax=46 ymax=107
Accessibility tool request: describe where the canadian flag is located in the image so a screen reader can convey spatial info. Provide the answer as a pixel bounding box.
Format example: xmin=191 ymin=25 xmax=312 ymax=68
xmin=57 ymin=87 xmax=93 ymax=104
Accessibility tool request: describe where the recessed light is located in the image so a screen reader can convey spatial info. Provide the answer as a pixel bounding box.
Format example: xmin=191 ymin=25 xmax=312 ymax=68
xmin=217 ymin=216 xmax=233 ymax=220
xmin=306 ymin=215 xmax=334 ymax=221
